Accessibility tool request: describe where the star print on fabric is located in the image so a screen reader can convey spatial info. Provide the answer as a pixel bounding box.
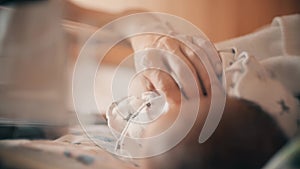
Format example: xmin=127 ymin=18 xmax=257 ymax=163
xmin=278 ymin=99 xmax=290 ymax=115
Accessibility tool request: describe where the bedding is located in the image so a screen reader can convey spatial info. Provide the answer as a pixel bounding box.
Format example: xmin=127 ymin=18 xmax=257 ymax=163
xmin=0 ymin=124 xmax=138 ymax=169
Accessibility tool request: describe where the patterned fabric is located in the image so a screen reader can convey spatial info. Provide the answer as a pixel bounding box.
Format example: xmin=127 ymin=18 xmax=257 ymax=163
xmin=217 ymin=14 xmax=300 ymax=138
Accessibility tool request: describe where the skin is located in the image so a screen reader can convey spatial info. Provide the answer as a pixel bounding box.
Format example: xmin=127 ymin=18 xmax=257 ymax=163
xmin=128 ymin=36 xmax=287 ymax=169
xmin=140 ymin=97 xmax=287 ymax=169
xmin=62 ymin=3 xmax=288 ymax=168
xmin=127 ymin=60 xmax=287 ymax=169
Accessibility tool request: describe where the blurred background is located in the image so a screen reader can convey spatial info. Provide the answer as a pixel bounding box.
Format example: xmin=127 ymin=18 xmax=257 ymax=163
xmin=71 ymin=0 xmax=300 ymax=42
xmin=0 ymin=0 xmax=299 ymax=139
xmin=0 ymin=1 xmax=299 ymax=169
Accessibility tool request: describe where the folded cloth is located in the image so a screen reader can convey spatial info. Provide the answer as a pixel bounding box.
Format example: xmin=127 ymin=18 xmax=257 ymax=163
xmin=216 ymin=14 xmax=300 ymax=138
xmin=273 ymin=14 xmax=300 ymax=56
xmin=216 ymin=14 xmax=300 ymax=62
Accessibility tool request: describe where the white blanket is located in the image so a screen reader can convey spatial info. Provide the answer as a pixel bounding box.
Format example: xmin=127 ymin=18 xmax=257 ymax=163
xmin=216 ymin=14 xmax=300 ymax=138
